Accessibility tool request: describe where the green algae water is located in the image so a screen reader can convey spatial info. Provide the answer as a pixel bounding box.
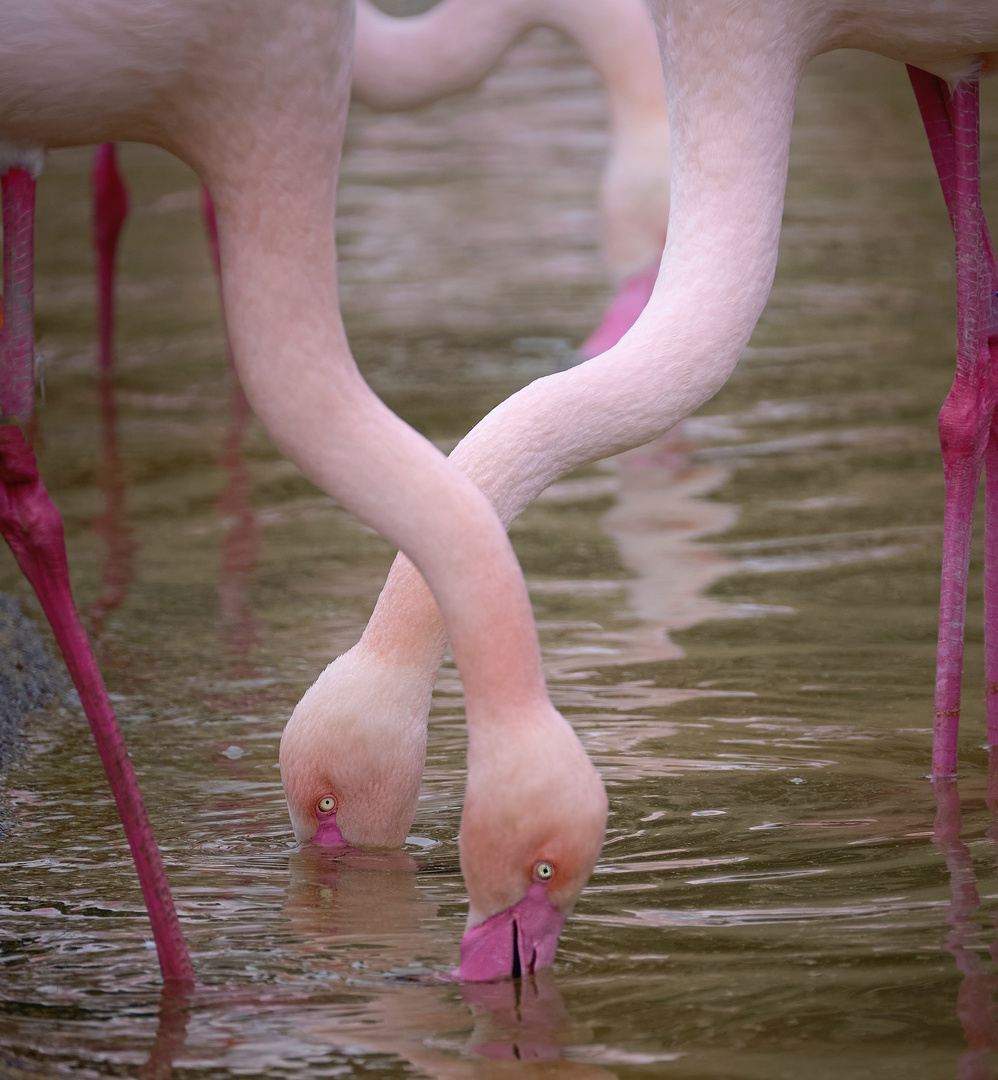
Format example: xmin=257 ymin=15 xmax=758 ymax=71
xmin=1 ymin=25 xmax=998 ymax=1080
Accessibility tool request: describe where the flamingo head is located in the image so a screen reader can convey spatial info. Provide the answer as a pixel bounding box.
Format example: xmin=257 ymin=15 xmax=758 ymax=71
xmin=456 ymin=705 xmax=607 ymax=980
xmin=280 ymin=644 xmax=435 ymax=850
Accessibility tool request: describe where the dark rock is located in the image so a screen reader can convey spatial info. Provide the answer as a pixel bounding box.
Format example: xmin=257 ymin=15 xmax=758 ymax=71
xmin=0 ymin=591 xmax=64 ymax=788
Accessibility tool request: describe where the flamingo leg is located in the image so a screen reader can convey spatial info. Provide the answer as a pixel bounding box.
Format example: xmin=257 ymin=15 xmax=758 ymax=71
xmin=908 ymin=70 xmax=997 ymax=775
xmin=1 ymin=168 xmax=36 ymax=421
xmin=986 ymin=421 xmax=998 ymax=745
xmin=91 ymin=144 xmax=129 ymax=375
xmin=0 ymin=170 xmax=193 ymax=984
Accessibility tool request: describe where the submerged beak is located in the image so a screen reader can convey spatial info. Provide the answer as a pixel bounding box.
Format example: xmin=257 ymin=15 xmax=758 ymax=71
xmin=456 ymin=882 xmax=566 ymax=981
xmin=311 ymin=813 xmax=348 ymax=847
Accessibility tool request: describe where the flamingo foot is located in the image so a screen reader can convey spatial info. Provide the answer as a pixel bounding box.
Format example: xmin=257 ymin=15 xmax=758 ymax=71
xmin=0 ymin=426 xmax=193 ymax=983
xmin=92 ymin=144 xmax=129 ymax=374
xmin=578 ymin=260 xmax=658 ymax=359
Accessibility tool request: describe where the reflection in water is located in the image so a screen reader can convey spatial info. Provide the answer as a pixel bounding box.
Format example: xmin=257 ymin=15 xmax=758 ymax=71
xmin=284 ymin=844 xmax=424 ymax=952
xmin=279 ymin=849 xmax=617 ymax=1077
xmin=215 ymin=374 xmax=260 ymax=674
xmin=595 ymin=424 xmax=738 ymax=666
xmin=462 ymin=972 xmax=577 ymax=1064
xmin=933 ymin=773 xmax=998 ymax=1079
xmin=83 ymin=358 xmax=261 ymax=674
xmin=137 ymin=982 xmax=192 ymax=1080
xmin=87 ymin=369 xmax=137 ymax=637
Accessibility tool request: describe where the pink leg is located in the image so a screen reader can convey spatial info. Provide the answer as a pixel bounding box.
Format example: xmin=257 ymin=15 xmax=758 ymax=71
xmin=0 ymin=429 xmax=193 ymax=983
xmin=987 ymin=420 xmax=998 ymax=745
xmin=1 ymin=168 xmax=36 ymax=421
xmin=1 ymin=168 xmax=192 ymax=983
xmin=92 ymin=144 xmax=129 ymax=374
xmin=908 ymin=70 xmax=998 ymax=775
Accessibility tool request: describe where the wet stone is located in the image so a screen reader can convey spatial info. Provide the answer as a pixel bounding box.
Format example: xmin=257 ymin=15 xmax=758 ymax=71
xmin=0 ymin=591 xmax=62 ymax=794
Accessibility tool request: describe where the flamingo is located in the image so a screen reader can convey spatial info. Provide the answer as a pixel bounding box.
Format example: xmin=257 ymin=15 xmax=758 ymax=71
xmin=0 ymin=0 xmax=607 ymax=983
xmin=90 ymin=0 xmax=670 ymax=375
xmin=282 ymin=0 xmax=998 ymax=977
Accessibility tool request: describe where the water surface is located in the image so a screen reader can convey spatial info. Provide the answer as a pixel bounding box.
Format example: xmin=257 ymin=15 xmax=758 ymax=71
xmin=2 ymin=27 xmax=998 ymax=1080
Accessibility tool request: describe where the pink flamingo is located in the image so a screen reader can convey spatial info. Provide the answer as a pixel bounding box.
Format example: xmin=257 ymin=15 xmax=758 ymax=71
xmin=0 ymin=0 xmax=606 ymax=983
xmin=90 ymin=0 xmax=670 ymax=374
xmin=282 ymin=2 xmax=998 ymax=979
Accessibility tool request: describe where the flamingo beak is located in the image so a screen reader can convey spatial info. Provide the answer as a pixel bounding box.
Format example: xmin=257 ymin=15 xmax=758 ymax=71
xmin=455 ymin=882 xmax=566 ymax=981
xmin=311 ymin=813 xmax=349 ymax=847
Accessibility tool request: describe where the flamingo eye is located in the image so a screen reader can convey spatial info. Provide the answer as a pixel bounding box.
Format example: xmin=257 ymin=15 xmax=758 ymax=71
xmin=317 ymin=795 xmax=337 ymax=814
xmin=534 ymin=861 xmax=554 ymax=881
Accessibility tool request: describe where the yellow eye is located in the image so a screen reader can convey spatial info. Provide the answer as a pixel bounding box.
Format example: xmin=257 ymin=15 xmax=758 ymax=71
xmin=534 ymin=861 xmax=554 ymax=882
xmin=317 ymin=795 xmax=337 ymax=814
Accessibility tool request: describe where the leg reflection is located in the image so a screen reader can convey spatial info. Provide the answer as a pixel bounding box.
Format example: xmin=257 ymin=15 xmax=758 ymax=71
xmin=215 ymin=374 xmax=260 ymax=675
xmin=137 ymin=981 xmax=192 ymax=1080
xmin=932 ymin=772 xmax=998 ymax=1079
xmin=87 ymin=368 xmax=136 ymax=637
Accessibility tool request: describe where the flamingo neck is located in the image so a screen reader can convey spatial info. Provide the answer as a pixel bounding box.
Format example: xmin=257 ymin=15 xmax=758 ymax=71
xmin=359 ymin=12 xmax=804 ymax=690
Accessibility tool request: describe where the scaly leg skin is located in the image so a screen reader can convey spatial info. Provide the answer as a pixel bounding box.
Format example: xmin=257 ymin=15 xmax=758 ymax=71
xmin=909 ymin=69 xmax=998 ymax=752
xmin=982 ymin=261 xmax=998 ymax=748
xmin=909 ymin=70 xmax=996 ymax=776
xmin=92 ymin=144 xmax=129 ymax=375
xmin=987 ymin=420 xmax=998 ymax=746
xmin=1 ymin=168 xmax=35 ymax=420
xmin=1 ymin=167 xmax=192 ymax=983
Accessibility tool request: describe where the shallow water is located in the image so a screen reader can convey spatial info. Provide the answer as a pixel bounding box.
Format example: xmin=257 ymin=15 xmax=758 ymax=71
xmin=2 ymin=25 xmax=998 ymax=1080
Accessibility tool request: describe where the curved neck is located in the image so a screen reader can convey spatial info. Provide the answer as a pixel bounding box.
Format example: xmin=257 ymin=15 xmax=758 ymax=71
xmin=360 ymin=8 xmax=803 ymax=667
xmin=158 ymin=3 xmax=550 ymax=725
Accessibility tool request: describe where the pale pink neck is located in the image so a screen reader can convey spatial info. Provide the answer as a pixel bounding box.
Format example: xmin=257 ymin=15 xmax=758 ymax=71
xmin=361 ymin=9 xmax=803 ymax=683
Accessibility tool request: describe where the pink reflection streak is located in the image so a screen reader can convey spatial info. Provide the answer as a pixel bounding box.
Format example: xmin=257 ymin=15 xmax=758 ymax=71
xmin=203 ymin=185 xmax=262 ymax=676
xmin=933 ymin=770 xmax=998 ymax=1079
xmin=93 ymin=151 xmax=259 ymax=672
xmin=215 ymin=374 xmax=261 ymax=675
xmin=87 ymin=369 xmax=137 ymax=637
xmin=88 ymin=146 xmax=138 ymax=637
